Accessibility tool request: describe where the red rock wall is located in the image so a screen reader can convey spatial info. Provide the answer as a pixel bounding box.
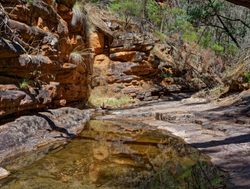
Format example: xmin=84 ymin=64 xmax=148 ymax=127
xmin=0 ymin=0 xmax=91 ymax=118
xmin=90 ymin=19 xmax=180 ymax=101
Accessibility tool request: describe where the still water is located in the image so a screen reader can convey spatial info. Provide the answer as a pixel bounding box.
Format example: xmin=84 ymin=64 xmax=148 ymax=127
xmin=0 ymin=120 xmax=226 ymax=189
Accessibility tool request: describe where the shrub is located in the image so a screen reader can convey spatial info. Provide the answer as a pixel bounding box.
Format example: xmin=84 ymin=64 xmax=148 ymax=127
xmin=19 ymin=79 xmax=29 ymax=89
xmin=109 ymin=0 xmax=141 ymax=17
xmin=183 ymin=31 xmax=198 ymax=43
xmin=25 ymin=0 xmax=33 ymax=4
xmin=244 ymin=72 xmax=250 ymax=83
xmin=146 ymin=0 xmax=162 ymax=26
xmin=211 ymin=43 xmax=224 ymax=54
xmin=161 ymin=73 xmax=173 ymax=78
xmin=88 ymin=87 xmax=136 ymax=108
xmin=69 ymin=51 xmax=85 ymax=64
xmin=154 ymin=30 xmax=167 ymax=42
xmin=109 ymin=0 xmax=143 ymax=26
xmin=69 ymin=47 xmax=91 ymax=67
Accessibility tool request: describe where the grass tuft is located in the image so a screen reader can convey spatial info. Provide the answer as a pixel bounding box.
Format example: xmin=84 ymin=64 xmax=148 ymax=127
xmin=19 ymin=79 xmax=30 ymax=89
xmin=71 ymin=1 xmax=85 ymax=26
xmin=88 ymin=87 xmax=135 ymax=108
xmin=69 ymin=51 xmax=85 ymax=64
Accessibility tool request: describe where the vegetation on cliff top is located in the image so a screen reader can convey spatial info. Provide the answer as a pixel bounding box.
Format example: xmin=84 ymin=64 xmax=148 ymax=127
xmin=101 ymin=0 xmax=249 ymax=55
xmin=86 ymin=0 xmax=250 ymax=103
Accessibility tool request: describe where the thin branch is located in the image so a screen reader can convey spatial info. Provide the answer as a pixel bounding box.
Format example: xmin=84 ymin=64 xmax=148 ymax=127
xmin=208 ymin=0 xmax=241 ymax=48
xmin=219 ymin=14 xmax=250 ymax=28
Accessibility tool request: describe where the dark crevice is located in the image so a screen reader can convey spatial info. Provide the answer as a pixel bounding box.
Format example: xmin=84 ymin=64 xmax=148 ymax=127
xmin=35 ymin=113 xmax=76 ymax=139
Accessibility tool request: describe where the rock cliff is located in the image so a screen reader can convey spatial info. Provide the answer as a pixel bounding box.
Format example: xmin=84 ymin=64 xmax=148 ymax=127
xmin=0 ymin=1 xmax=184 ymax=116
xmin=89 ymin=7 xmax=181 ymax=102
xmin=0 ymin=0 xmax=91 ymax=118
xmin=0 ymin=1 xmax=245 ymax=115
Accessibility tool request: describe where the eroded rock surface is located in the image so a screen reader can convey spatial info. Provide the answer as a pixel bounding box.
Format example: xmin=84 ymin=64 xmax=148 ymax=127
xmin=0 ymin=107 xmax=90 ymax=166
xmin=0 ymin=1 xmax=91 ymax=118
xmin=97 ymin=90 xmax=250 ymax=189
xmin=89 ymin=11 xmax=228 ymax=102
xmin=91 ymin=27 xmax=164 ymax=101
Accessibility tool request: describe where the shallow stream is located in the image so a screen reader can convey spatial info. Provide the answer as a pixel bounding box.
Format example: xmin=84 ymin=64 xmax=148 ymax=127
xmin=0 ymin=120 xmax=226 ymax=189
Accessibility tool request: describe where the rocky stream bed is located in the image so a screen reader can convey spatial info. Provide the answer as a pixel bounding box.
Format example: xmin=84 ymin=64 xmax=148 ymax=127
xmin=0 ymin=90 xmax=249 ymax=188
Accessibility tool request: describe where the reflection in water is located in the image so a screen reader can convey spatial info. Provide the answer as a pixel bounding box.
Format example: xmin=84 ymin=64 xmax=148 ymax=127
xmin=0 ymin=120 xmax=226 ymax=189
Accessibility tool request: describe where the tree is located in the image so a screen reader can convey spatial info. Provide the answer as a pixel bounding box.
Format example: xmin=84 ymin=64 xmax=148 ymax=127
xmin=187 ymin=0 xmax=250 ymax=50
xmin=109 ymin=0 xmax=142 ymax=27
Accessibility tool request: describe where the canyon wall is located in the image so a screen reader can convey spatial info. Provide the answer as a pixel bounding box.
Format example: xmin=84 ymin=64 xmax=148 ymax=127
xmin=88 ymin=7 xmax=184 ymax=102
xmin=0 ymin=0 xmax=183 ymax=117
xmin=0 ymin=0 xmax=91 ymax=118
xmin=0 ymin=0 xmax=232 ymax=117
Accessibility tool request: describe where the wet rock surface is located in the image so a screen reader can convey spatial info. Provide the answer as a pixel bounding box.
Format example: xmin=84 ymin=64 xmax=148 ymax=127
xmin=0 ymin=108 xmax=90 ymax=166
xmin=97 ymin=90 xmax=250 ymax=189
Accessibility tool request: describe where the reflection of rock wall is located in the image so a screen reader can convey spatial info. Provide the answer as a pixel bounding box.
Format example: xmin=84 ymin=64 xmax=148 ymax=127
xmin=0 ymin=1 xmax=90 ymax=118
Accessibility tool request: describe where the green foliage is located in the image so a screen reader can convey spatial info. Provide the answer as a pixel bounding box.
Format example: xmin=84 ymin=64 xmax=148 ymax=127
xmin=187 ymin=0 xmax=224 ymax=24
xmin=88 ymin=87 xmax=135 ymax=108
xmin=244 ymin=72 xmax=250 ymax=83
xmin=154 ymin=30 xmax=167 ymax=42
xmin=211 ymin=177 xmax=224 ymax=186
xmin=161 ymin=73 xmax=173 ymax=78
xmin=25 ymin=0 xmax=33 ymax=4
xmin=225 ymin=43 xmax=238 ymax=56
xmin=107 ymin=0 xmax=249 ymax=56
xmin=211 ymin=43 xmax=224 ymax=53
xmin=19 ymin=79 xmax=29 ymax=89
xmin=199 ymin=30 xmax=213 ymax=48
xmin=187 ymin=0 xmax=249 ymax=53
xmin=109 ymin=0 xmax=142 ymax=20
xmin=89 ymin=0 xmax=99 ymax=3
xmin=158 ymin=6 xmax=200 ymax=43
xmin=168 ymin=8 xmax=190 ymax=32
xmin=183 ymin=31 xmax=198 ymax=42
xmin=146 ymin=0 xmax=162 ymax=26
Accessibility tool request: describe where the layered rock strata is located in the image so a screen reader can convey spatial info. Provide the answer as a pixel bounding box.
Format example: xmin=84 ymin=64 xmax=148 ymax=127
xmin=0 ymin=107 xmax=90 ymax=165
xmin=0 ymin=0 xmax=91 ymax=118
xmin=90 ymin=17 xmax=180 ymax=101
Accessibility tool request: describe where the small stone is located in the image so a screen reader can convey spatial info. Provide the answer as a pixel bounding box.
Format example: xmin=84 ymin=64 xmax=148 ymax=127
xmin=59 ymin=99 xmax=67 ymax=106
xmin=0 ymin=167 xmax=10 ymax=180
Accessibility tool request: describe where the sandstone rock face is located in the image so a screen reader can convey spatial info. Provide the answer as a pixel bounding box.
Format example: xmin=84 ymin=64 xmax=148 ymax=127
xmin=0 ymin=107 xmax=90 ymax=165
xmin=89 ymin=32 xmax=105 ymax=55
xmin=0 ymin=1 xmax=91 ymax=118
xmin=91 ymin=24 xmax=184 ymax=101
xmin=86 ymin=5 xmax=213 ymax=102
xmin=90 ymin=19 xmax=165 ymax=101
xmin=0 ymin=1 xmax=227 ymax=116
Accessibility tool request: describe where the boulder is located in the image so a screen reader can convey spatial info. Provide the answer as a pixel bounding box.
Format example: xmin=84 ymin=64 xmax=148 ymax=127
xmin=0 ymin=108 xmax=91 ymax=165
